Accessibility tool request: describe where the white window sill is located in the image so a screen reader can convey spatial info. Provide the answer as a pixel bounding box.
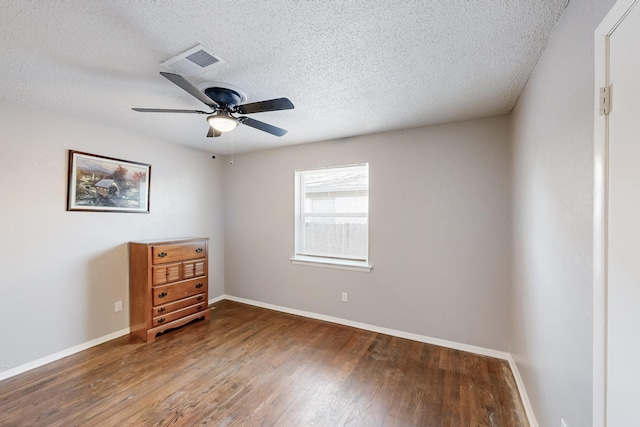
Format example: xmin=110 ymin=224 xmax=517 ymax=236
xmin=290 ymin=256 xmax=372 ymax=272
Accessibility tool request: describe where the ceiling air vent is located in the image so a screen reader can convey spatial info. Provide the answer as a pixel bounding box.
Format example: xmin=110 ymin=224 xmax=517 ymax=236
xmin=161 ymin=44 xmax=224 ymax=76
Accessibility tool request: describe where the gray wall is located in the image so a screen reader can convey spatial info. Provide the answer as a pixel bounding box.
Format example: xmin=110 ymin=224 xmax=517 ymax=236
xmin=509 ymin=0 xmax=616 ymax=426
xmin=224 ymin=116 xmax=512 ymax=351
xmin=0 ymin=100 xmax=225 ymax=372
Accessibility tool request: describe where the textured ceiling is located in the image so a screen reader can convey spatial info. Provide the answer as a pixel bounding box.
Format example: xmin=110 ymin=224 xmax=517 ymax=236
xmin=0 ymin=1 xmax=566 ymax=155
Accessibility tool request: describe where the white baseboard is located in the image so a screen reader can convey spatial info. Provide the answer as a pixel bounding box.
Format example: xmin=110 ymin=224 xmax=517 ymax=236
xmin=507 ymin=354 xmax=539 ymax=427
xmin=220 ymin=294 xmax=509 ymax=359
xmin=0 ymin=327 xmax=130 ymax=382
xmin=208 ymin=294 xmax=227 ymax=305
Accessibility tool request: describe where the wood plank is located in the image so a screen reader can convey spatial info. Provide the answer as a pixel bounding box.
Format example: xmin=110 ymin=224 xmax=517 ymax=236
xmin=0 ymin=300 xmax=528 ymax=426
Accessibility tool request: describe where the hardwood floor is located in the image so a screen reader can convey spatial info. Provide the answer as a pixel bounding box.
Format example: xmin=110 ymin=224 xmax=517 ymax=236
xmin=0 ymin=300 xmax=528 ymax=426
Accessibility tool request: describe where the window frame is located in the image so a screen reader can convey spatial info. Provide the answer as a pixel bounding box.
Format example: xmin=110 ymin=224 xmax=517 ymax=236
xmin=291 ymin=163 xmax=372 ymax=272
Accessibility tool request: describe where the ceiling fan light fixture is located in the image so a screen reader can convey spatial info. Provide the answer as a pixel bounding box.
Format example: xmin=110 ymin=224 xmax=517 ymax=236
xmin=207 ymin=112 xmax=238 ymax=132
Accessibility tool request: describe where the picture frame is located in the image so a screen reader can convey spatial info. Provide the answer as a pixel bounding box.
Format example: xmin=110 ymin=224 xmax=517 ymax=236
xmin=67 ymin=150 xmax=151 ymax=213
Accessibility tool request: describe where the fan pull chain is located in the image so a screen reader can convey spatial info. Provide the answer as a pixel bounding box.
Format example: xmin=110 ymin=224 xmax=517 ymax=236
xmin=230 ymin=131 xmax=235 ymax=165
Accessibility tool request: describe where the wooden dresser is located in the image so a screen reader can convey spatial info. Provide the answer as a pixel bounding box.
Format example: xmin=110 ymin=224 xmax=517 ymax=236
xmin=129 ymin=238 xmax=210 ymax=342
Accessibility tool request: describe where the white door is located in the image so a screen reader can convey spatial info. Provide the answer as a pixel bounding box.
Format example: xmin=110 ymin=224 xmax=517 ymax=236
xmin=606 ymin=1 xmax=640 ymax=425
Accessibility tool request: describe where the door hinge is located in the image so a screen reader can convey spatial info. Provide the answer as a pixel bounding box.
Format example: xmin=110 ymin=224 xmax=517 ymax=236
xmin=600 ymin=86 xmax=611 ymax=115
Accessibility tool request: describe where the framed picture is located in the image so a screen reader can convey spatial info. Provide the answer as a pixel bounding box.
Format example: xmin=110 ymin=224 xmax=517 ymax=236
xmin=67 ymin=150 xmax=151 ymax=213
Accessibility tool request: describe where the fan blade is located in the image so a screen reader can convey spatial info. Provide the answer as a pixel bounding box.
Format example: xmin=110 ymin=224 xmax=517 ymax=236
xmin=132 ymin=108 xmax=208 ymax=114
xmin=207 ymin=127 xmax=222 ymax=138
xmin=239 ymin=116 xmax=288 ymax=137
xmin=159 ymin=72 xmax=220 ymax=108
xmin=237 ymin=98 xmax=294 ymax=114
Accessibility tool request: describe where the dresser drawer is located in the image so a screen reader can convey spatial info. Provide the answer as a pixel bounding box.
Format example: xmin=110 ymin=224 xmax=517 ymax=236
xmin=153 ymin=277 xmax=207 ymax=305
xmin=152 ymin=260 xmax=206 ymax=285
xmin=152 ymin=241 xmax=207 ymax=265
xmin=152 ymin=302 xmax=207 ymax=327
xmin=153 ymin=293 xmax=206 ymax=316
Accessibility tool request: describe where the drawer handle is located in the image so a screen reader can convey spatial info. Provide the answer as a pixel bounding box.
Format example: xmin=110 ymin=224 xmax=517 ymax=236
xmin=158 ymin=291 xmax=168 ymax=298
xmin=158 ymin=307 xmax=166 ymax=313
xmin=158 ymin=252 xmax=168 ymax=258
xmin=197 ymin=296 xmax=203 ymax=301
xmin=198 ymin=305 xmax=203 ymax=310
xmin=195 ymin=248 xmax=203 ymax=253
xmin=157 ymin=318 xmax=165 ymax=324
xmin=196 ymin=283 xmax=203 ymax=289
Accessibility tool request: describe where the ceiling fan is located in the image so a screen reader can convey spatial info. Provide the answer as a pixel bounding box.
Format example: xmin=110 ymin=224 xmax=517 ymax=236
xmin=132 ymin=72 xmax=294 ymax=137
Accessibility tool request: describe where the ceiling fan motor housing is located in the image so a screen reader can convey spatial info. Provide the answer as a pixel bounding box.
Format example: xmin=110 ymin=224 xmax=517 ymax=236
xmin=204 ymin=87 xmax=242 ymax=108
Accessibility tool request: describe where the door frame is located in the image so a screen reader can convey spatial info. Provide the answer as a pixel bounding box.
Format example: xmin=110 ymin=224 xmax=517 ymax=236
xmin=593 ymin=1 xmax=638 ymax=425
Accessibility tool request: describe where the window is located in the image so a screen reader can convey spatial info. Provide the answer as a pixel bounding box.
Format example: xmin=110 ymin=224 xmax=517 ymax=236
xmin=292 ymin=164 xmax=371 ymax=271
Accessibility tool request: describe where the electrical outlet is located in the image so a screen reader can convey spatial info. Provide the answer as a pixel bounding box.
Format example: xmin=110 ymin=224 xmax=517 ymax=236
xmin=342 ymin=292 xmax=348 ymax=303
xmin=115 ymin=300 xmax=123 ymax=312
xmin=561 ymin=418 xmax=568 ymax=427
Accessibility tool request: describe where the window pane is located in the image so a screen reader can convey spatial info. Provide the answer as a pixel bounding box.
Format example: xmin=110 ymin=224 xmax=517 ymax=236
xmin=295 ymin=164 xmax=369 ymax=262
xmin=303 ymin=220 xmax=367 ymax=260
